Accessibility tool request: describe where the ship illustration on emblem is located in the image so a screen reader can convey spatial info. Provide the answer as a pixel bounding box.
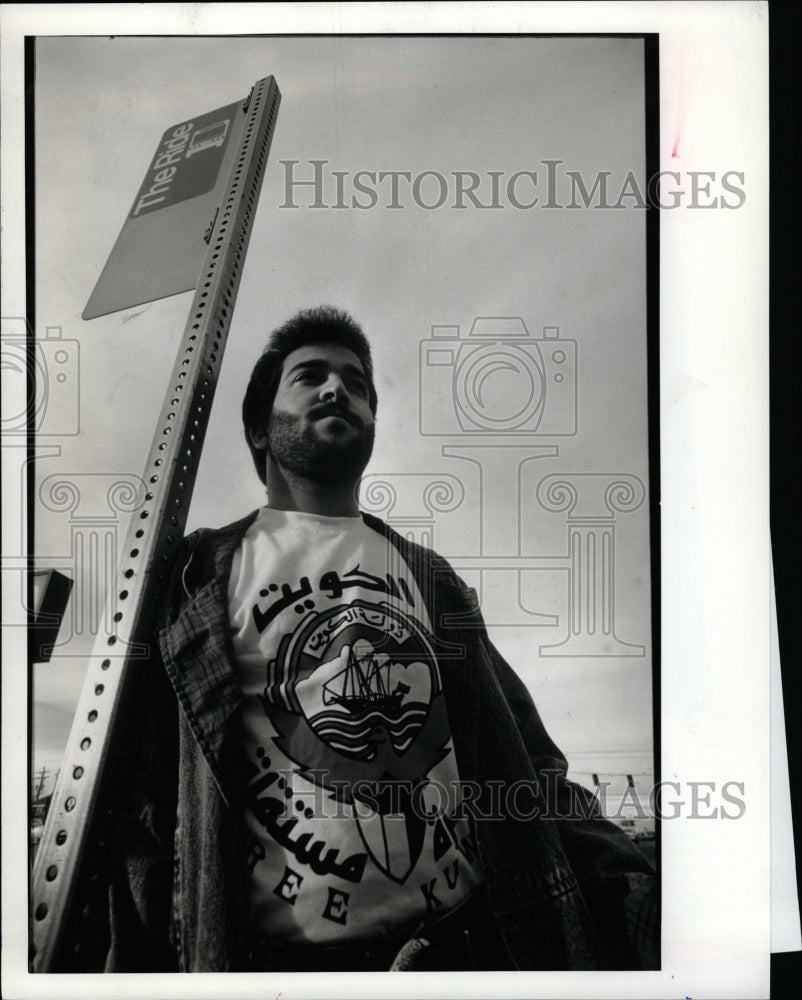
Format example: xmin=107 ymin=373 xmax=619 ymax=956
xmin=323 ymin=638 xmax=411 ymax=714
xmin=306 ymin=637 xmax=426 ymax=759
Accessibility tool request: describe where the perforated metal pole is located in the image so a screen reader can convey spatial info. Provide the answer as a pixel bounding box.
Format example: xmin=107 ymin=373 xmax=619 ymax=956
xmin=31 ymin=75 xmax=281 ymax=972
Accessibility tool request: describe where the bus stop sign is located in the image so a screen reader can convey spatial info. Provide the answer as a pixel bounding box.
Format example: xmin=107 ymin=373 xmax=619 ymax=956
xmin=83 ymin=100 xmax=246 ymax=320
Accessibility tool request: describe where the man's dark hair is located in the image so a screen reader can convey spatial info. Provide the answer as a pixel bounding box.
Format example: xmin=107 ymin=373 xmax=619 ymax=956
xmin=242 ymin=305 xmax=378 ymax=483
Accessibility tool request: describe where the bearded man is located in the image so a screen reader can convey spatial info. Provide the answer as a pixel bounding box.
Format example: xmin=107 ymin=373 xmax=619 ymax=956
xmin=104 ymin=306 xmax=657 ymax=973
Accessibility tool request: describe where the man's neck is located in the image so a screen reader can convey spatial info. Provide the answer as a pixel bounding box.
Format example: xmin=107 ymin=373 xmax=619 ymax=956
xmin=264 ymin=465 xmax=360 ymax=517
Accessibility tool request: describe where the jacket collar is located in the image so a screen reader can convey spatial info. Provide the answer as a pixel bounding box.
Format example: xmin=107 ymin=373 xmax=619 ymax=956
xmin=157 ymin=510 xmax=258 ymax=795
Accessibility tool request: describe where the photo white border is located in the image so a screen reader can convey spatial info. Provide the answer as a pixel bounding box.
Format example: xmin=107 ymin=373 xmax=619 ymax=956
xmin=1 ymin=3 xmax=770 ymax=998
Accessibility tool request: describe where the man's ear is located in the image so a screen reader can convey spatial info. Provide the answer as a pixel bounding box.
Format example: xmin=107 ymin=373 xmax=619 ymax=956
xmin=249 ymin=426 xmax=269 ymax=451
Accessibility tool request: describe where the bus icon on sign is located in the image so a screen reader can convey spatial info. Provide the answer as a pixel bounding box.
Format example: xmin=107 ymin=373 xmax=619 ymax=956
xmin=186 ymin=120 xmax=230 ymax=158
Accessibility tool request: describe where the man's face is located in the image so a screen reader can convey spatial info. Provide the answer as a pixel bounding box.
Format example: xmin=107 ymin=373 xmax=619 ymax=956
xmin=253 ymin=342 xmax=376 ymax=483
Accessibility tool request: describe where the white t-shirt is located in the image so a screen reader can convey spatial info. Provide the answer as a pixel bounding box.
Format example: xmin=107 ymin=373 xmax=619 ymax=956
xmin=228 ymin=507 xmax=482 ymax=944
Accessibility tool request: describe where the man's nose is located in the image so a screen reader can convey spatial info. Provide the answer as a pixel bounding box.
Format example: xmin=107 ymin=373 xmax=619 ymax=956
xmin=319 ymin=375 xmax=349 ymax=404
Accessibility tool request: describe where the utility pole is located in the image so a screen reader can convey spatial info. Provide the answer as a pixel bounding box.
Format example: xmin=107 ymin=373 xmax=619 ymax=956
xmin=33 ymin=766 xmax=48 ymax=802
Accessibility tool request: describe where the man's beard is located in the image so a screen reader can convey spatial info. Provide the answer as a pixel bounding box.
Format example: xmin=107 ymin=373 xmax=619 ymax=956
xmin=266 ymin=408 xmax=375 ymax=484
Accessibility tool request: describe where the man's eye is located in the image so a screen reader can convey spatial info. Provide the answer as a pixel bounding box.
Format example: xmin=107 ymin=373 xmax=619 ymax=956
xmin=293 ymin=371 xmax=318 ymax=384
xmin=349 ymin=381 xmax=368 ymax=395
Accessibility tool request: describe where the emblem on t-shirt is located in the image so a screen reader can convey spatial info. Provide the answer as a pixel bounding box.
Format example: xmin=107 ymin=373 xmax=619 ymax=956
xmin=260 ymin=599 xmax=452 ymax=881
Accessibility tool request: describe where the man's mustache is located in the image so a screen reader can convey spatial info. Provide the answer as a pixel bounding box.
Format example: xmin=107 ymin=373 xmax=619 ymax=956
xmin=310 ymin=402 xmax=360 ymax=425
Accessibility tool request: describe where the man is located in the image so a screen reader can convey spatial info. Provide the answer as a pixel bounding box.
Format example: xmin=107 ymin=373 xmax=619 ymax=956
xmin=106 ymin=306 xmax=657 ymax=972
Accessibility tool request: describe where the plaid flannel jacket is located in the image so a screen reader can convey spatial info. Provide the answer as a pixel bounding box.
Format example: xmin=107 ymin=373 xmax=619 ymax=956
xmin=103 ymin=509 xmax=658 ymax=972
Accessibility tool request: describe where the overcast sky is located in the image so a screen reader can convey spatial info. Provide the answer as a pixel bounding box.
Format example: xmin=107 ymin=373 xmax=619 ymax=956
xmin=30 ymin=33 xmax=652 ymax=785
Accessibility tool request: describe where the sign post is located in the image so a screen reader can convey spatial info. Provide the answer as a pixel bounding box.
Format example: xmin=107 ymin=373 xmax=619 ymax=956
xmin=31 ymin=75 xmax=281 ymax=971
